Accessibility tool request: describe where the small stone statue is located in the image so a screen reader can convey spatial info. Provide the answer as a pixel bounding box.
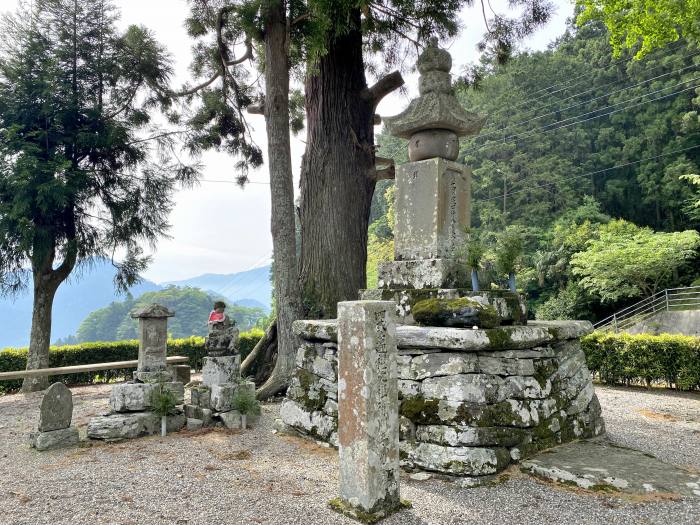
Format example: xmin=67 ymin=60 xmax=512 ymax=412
xmin=205 ymin=301 xmax=239 ymax=357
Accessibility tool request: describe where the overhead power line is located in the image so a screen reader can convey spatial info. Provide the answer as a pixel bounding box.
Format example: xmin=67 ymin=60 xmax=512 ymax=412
xmin=473 ymin=57 xmax=700 ymax=144
xmin=463 ymin=80 xmax=700 ymax=156
xmin=474 ymin=143 xmax=700 ymax=204
xmin=489 ymin=40 xmax=689 ymax=116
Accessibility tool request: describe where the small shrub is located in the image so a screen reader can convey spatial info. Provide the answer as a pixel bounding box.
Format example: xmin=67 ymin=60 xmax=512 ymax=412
xmin=582 ymin=332 xmax=700 ymax=390
xmin=150 ymin=384 xmax=178 ymax=417
xmin=231 ymin=388 xmax=261 ymax=416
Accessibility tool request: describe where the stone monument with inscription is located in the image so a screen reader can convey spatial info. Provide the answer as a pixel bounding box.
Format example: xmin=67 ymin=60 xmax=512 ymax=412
xmin=361 ymin=38 xmax=526 ymax=325
xmin=29 ymin=382 xmax=80 ymax=451
xmin=332 ymin=301 xmax=402 ymax=521
xmin=280 ymin=40 xmax=605 ymax=485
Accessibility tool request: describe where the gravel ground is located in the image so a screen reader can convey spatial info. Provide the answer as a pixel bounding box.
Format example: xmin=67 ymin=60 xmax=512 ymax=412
xmin=0 ymin=384 xmax=698 ymax=525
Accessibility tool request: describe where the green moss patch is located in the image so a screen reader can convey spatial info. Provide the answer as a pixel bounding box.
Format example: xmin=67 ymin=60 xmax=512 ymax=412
xmin=413 ymin=298 xmax=501 ymax=328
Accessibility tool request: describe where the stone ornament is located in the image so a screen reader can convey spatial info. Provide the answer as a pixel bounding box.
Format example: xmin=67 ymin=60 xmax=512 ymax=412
xmin=384 ymin=37 xmax=486 ymax=161
xmin=38 ymin=382 xmax=73 ymax=432
xmin=30 ymin=382 xmax=79 ymax=451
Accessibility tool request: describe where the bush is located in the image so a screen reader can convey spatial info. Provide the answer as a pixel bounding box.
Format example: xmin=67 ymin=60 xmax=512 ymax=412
xmin=582 ymin=332 xmax=700 ymax=390
xmin=0 ymin=330 xmax=263 ymax=394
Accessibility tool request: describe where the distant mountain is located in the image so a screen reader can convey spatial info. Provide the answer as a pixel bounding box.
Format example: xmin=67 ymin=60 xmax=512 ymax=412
xmin=73 ymin=286 xmax=266 ymax=342
xmin=167 ymin=265 xmax=272 ymax=312
xmin=234 ymin=298 xmax=268 ymax=310
xmin=0 ymin=259 xmax=160 ymax=348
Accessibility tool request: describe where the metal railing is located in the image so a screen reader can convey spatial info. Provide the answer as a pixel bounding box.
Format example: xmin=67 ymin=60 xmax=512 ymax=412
xmin=593 ymin=285 xmax=700 ymax=333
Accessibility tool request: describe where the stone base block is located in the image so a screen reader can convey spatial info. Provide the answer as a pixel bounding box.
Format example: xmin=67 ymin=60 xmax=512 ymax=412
xmin=29 ymin=427 xmax=79 ymax=451
xmin=186 ymin=418 xmax=204 ymax=431
xmin=184 ymin=405 xmax=213 ymax=426
xmin=87 ymin=412 xmax=185 ymax=440
xmin=191 ymin=385 xmax=211 ymax=409
xmin=169 ymin=365 xmax=191 ymax=384
xmin=360 ymin=288 xmax=527 ymax=325
xmin=406 ymin=442 xmax=511 ymax=476
xmin=210 ymin=384 xmax=236 ymax=412
xmin=134 ymin=370 xmax=173 ymax=383
xmin=202 ymin=355 xmax=241 ymax=386
xmin=378 ymin=259 xmax=467 ymax=290
xmin=110 ymin=382 xmax=184 ymax=412
xmin=218 ymin=410 xmax=260 ymax=429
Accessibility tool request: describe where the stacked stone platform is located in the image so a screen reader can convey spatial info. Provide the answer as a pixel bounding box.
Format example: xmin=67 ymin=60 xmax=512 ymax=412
xmin=88 ymin=304 xmax=187 ymax=440
xmin=183 ymin=355 xmax=256 ymax=430
xmin=280 ymin=319 xmax=604 ymax=478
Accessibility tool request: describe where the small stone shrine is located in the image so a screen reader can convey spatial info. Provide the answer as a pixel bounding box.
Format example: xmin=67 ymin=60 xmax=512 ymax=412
xmin=184 ymin=303 xmax=256 ymax=430
xmin=87 ymin=304 xmax=186 ymax=440
xmin=279 ymin=40 xmax=605 ymax=482
xmin=29 ymin=382 xmax=79 ymax=451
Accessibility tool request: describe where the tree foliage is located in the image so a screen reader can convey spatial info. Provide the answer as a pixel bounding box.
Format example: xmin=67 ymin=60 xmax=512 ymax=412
xmin=571 ymin=220 xmax=700 ymax=302
xmin=576 ymin=0 xmax=700 ymax=58
xmin=0 ymin=0 xmax=190 ymax=295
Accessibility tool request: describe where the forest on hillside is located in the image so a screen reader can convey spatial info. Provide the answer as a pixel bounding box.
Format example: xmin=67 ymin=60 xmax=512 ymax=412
xmin=369 ymin=20 xmax=700 ymax=322
xmin=56 ymin=286 xmax=267 ymax=344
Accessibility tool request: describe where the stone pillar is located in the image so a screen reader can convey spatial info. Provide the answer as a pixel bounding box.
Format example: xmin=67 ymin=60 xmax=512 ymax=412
xmin=131 ymin=303 xmax=175 ymax=382
xmin=334 ymin=301 xmax=402 ymax=521
xmin=394 ymin=158 xmax=471 ymax=261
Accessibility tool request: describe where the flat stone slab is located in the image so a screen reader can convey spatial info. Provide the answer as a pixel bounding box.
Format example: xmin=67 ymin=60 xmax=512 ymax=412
xmin=292 ymin=319 xmax=593 ymax=350
xmin=521 ymin=439 xmax=700 ymax=498
xmin=29 ymin=427 xmax=79 ymax=451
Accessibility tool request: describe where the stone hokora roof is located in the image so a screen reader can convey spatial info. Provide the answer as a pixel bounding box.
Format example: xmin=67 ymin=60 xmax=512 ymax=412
xmin=130 ymin=303 xmax=175 ymax=319
xmin=383 ymin=39 xmax=486 ymax=139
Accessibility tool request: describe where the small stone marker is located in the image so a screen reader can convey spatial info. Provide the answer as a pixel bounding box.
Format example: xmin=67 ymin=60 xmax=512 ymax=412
xmin=130 ymin=303 xmax=174 ymax=382
xmin=333 ymin=301 xmax=403 ymax=522
xmin=39 ymin=382 xmax=73 ymax=432
xmin=30 ymin=382 xmax=79 ymax=451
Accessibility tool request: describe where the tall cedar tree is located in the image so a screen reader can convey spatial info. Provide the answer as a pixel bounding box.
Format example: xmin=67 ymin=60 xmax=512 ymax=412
xmin=0 ymin=0 xmax=191 ymax=391
xmin=180 ymin=0 xmax=302 ymax=398
xmin=299 ymin=0 xmax=555 ymax=317
xmin=178 ymin=0 xmax=554 ymax=396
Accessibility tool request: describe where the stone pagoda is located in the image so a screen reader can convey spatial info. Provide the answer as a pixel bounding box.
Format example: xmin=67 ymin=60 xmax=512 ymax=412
xmin=362 ymin=38 xmax=526 ymax=324
xmin=280 ymin=41 xmax=605 ymax=483
xmin=87 ymin=304 xmax=186 ymax=440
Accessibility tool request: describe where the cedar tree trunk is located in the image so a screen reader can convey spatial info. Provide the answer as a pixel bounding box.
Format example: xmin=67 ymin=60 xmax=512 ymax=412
xmin=256 ymin=0 xmax=303 ymax=399
xmin=299 ymin=14 xmax=402 ymax=318
xmin=22 ymin=241 xmax=76 ymax=392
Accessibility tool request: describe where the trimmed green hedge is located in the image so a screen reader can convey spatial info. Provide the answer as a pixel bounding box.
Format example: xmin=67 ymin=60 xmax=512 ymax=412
xmin=0 ymin=329 xmax=263 ymax=393
xmin=582 ymin=332 xmax=700 ymax=390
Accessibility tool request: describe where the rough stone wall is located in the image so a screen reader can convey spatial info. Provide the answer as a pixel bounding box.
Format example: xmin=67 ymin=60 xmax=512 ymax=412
xmin=280 ymin=320 xmax=605 ymax=478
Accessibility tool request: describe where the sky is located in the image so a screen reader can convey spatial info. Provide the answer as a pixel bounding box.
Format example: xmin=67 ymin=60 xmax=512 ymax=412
xmin=0 ymin=0 xmax=574 ymax=283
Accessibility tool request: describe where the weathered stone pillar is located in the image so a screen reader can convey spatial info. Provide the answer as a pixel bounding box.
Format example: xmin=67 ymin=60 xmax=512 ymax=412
xmin=334 ymin=301 xmax=402 ymax=521
xmin=131 ymin=303 xmax=174 ymax=382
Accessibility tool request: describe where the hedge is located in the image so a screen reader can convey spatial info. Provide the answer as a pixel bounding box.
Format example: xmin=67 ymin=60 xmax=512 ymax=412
xmin=581 ymin=332 xmax=700 ymax=390
xmin=0 ymin=329 xmax=263 ymax=393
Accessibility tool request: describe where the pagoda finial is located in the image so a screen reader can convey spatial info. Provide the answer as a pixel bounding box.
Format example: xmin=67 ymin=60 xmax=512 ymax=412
xmin=384 ymin=38 xmax=486 ymax=162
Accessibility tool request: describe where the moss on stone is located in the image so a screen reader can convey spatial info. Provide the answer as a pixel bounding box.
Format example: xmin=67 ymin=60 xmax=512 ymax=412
xmin=328 ymin=497 xmax=409 ymax=524
xmin=399 ymin=396 xmax=441 ymax=423
xmin=295 ymin=369 xmax=327 ymax=412
xmin=533 ymin=359 xmax=558 ymax=388
xmin=484 ymin=328 xmax=513 ymax=350
xmin=590 ymin=483 xmax=620 ymax=493
xmin=413 ymin=298 xmax=501 ymax=328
